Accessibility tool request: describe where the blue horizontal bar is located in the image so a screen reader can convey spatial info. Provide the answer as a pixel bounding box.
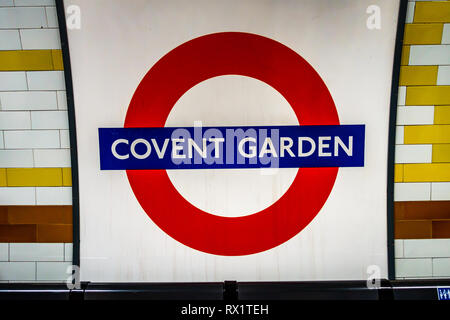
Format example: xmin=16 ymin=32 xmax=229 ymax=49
xmin=98 ymin=125 xmax=365 ymax=170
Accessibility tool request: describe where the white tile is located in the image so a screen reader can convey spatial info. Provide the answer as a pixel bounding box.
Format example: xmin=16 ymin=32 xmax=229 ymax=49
xmin=0 ymin=244 xmax=8 ymax=261
xmin=396 ymin=106 xmax=434 ymax=125
xmin=60 ymin=129 xmax=70 ymax=148
xmin=404 ymin=239 xmax=450 ymax=258
xmin=56 ymin=91 xmax=67 ymax=110
xmin=45 ymin=6 xmax=58 ymax=28
xmin=15 ymin=0 xmax=55 ymax=6
xmin=394 ymin=182 xmax=431 ymax=201
xmin=396 ymin=126 xmax=404 ymax=144
xmin=10 ymin=243 xmax=64 ymax=262
xmin=20 ymin=28 xmax=60 ymax=49
xmin=27 ymin=71 xmax=65 ymax=90
xmin=405 ymin=2 xmax=415 ymax=24
xmin=0 ymin=262 xmax=35 ymax=281
xmin=395 ymin=144 xmax=432 ymax=163
xmin=0 ymin=91 xmax=57 ymax=111
xmin=0 ymin=72 xmax=27 ymax=91
xmin=0 ymin=131 xmax=3 ymax=148
xmin=33 ymin=149 xmax=71 ymax=167
xmin=0 ymin=7 xmax=46 ymax=29
xmin=395 ymin=258 xmax=432 ymax=278
xmin=36 ymin=187 xmax=72 ymax=205
xmin=398 ymin=87 xmax=406 ymax=106
xmin=443 ymin=24 xmax=450 ymax=45
xmin=0 ymin=187 xmax=35 ymax=205
xmin=0 ymin=111 xmax=30 ymax=130
xmin=409 ymin=45 xmax=450 ymax=66
xmin=4 ymin=130 xmax=59 ymax=148
xmin=64 ymin=243 xmax=72 ymax=262
xmin=0 ymin=149 xmax=33 ymax=167
xmin=0 ymin=30 xmax=21 ymax=50
xmin=0 ymin=0 xmax=13 ymax=7
xmin=31 ymin=110 xmax=68 ymax=129
xmin=36 ymin=262 xmax=72 ymax=281
xmin=433 ymin=258 xmax=450 ymax=277
xmin=395 ymin=240 xmax=404 ymax=258
xmin=431 ymin=182 xmax=450 ymax=200
xmin=437 ymin=66 xmax=450 ymax=86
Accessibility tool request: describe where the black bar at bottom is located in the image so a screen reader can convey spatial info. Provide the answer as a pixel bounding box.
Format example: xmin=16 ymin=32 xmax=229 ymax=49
xmin=391 ymin=279 xmax=450 ymax=300
xmin=237 ymin=281 xmax=381 ymax=300
xmin=0 ymin=280 xmax=449 ymax=300
xmin=84 ymin=282 xmax=224 ymax=300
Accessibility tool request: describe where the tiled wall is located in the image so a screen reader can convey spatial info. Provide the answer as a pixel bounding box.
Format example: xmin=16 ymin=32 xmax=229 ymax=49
xmin=0 ymin=0 xmax=449 ymax=282
xmin=0 ymin=0 xmax=72 ymax=282
xmin=394 ymin=0 xmax=450 ymax=279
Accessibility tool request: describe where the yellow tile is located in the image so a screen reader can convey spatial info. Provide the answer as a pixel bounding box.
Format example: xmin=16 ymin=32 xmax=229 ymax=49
xmin=0 ymin=50 xmax=53 ymax=71
xmin=401 ymin=45 xmax=410 ymax=66
xmin=399 ymin=66 xmax=438 ymax=86
xmin=404 ymin=163 xmax=450 ymax=182
xmin=395 ymin=164 xmax=403 ymax=183
xmin=435 ymin=106 xmax=450 ymax=124
xmin=433 ymin=144 xmax=450 ymax=162
xmin=406 ymin=86 xmax=450 ymax=105
xmin=414 ymin=2 xmax=450 ymax=23
xmin=62 ymin=168 xmax=72 ymax=186
xmin=404 ymin=125 xmax=450 ymax=144
xmin=6 ymin=168 xmax=63 ymax=187
xmin=404 ymin=24 xmax=443 ymax=45
xmin=0 ymin=169 xmax=6 ymax=187
xmin=51 ymin=50 xmax=64 ymax=70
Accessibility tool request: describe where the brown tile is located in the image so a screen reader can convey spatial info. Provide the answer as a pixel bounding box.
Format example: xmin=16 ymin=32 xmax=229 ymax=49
xmin=395 ymin=201 xmax=450 ymax=220
xmin=432 ymin=220 xmax=450 ymax=238
xmin=395 ymin=220 xmax=432 ymax=239
xmin=0 ymin=207 xmax=8 ymax=224
xmin=6 ymin=206 xmax=72 ymax=224
xmin=0 ymin=224 xmax=36 ymax=242
xmin=36 ymin=224 xmax=72 ymax=242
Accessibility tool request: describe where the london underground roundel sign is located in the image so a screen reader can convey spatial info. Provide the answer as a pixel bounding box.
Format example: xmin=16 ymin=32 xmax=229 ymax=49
xmin=98 ymin=32 xmax=365 ymax=255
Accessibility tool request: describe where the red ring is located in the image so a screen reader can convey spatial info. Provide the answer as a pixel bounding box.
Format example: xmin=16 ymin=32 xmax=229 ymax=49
xmin=125 ymin=32 xmax=339 ymax=255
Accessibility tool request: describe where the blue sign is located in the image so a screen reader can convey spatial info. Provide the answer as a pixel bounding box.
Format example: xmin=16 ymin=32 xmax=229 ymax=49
xmin=438 ymin=288 xmax=450 ymax=300
xmin=98 ymin=125 xmax=365 ymax=170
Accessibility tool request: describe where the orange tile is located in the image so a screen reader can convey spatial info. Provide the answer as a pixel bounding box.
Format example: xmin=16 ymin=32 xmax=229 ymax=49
xmin=0 ymin=224 xmax=36 ymax=242
xmin=395 ymin=220 xmax=432 ymax=239
xmin=36 ymin=224 xmax=72 ymax=242
xmin=395 ymin=201 xmax=450 ymax=220
xmin=7 ymin=206 xmax=72 ymax=224
xmin=432 ymin=220 xmax=450 ymax=238
xmin=0 ymin=207 xmax=8 ymax=224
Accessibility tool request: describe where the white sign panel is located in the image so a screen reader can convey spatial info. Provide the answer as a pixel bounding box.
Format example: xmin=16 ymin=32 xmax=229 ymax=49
xmin=65 ymin=0 xmax=400 ymax=282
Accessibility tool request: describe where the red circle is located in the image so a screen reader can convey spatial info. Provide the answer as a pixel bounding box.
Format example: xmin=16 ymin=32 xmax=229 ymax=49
xmin=125 ymin=32 xmax=339 ymax=255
